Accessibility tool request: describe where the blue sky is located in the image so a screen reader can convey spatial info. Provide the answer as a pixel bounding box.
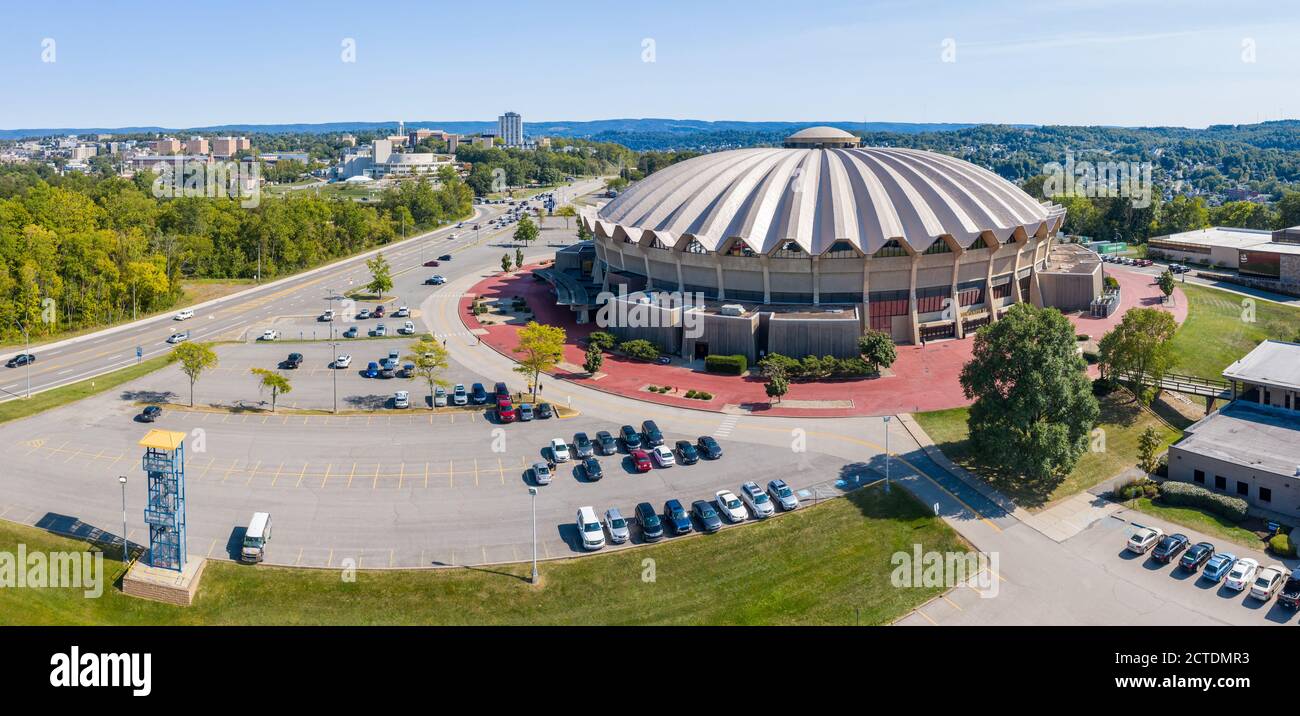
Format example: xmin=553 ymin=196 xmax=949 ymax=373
xmin=2 ymin=0 xmax=1298 ymax=129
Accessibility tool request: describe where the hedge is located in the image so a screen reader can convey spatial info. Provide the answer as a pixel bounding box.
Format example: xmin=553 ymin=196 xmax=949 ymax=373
xmin=618 ymin=339 xmax=661 ymax=362
xmin=1269 ymin=533 xmax=1296 ymax=558
xmin=1159 ymin=481 xmax=1249 ymax=522
xmin=587 ymin=331 xmax=617 ymax=351
xmin=705 ymin=354 xmax=748 ymax=375
xmin=758 ymin=352 xmax=873 ymax=381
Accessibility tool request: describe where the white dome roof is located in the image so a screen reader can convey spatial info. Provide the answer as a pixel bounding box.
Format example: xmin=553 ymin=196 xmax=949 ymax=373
xmin=592 ymin=146 xmax=1063 ymax=256
xmin=785 ymin=126 xmax=858 ymax=141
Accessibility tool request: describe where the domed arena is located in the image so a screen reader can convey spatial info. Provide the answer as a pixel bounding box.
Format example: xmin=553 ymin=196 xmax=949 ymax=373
xmin=551 ymin=128 xmax=1100 ymax=362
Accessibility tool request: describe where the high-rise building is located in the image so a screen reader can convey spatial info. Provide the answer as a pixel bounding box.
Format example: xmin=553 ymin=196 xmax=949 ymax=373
xmin=498 ymin=112 xmax=523 ymax=148
xmin=153 ymin=137 xmax=181 ymax=154
xmin=185 ymin=137 xmax=209 ymax=155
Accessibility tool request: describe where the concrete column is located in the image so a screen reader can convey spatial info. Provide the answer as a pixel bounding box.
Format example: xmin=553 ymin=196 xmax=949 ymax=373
xmin=674 ymin=255 xmax=684 ymax=293
xmin=984 ymin=238 xmax=998 ymax=323
xmin=760 ymin=256 xmax=771 ymax=304
xmin=908 ymin=256 xmax=920 ymax=345
xmin=642 ymin=252 xmax=653 ymax=290
xmin=861 ymin=256 xmax=872 ymax=334
xmin=1010 ymin=242 xmax=1024 ymax=304
xmin=948 ymin=243 xmax=964 ymax=339
xmin=714 ymin=256 xmax=726 ymax=301
xmin=811 ymin=256 xmax=821 ymax=305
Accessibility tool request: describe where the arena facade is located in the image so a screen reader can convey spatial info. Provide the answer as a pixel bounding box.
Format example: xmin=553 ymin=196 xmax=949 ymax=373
xmin=553 ymin=128 xmax=1097 ymax=362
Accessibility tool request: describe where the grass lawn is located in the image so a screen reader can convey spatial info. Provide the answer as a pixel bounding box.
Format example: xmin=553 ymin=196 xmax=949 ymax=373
xmin=1170 ymin=282 xmax=1300 ymax=380
xmin=0 ymin=354 xmax=173 ymax=425
xmin=913 ymin=390 xmax=1182 ymax=508
xmin=1124 ymin=497 xmax=1263 ymax=550
xmin=0 ymin=485 xmax=966 ymax=626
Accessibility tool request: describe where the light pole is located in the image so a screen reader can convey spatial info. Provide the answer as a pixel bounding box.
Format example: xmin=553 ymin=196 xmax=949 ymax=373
xmin=528 ymin=486 xmax=539 ymax=584
xmin=117 ymin=476 xmax=129 ymax=563
xmin=330 ymin=340 xmax=339 ymax=414
xmin=20 ymin=322 xmax=31 ymax=399
xmin=882 ymin=415 xmax=892 ymax=494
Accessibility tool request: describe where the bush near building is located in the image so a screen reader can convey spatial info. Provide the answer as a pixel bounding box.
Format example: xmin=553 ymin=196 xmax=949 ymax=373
xmin=1158 ymin=481 xmax=1249 ymax=522
xmin=758 ymin=352 xmax=874 ymax=381
xmin=704 ymin=354 xmax=748 ymax=375
xmin=587 ymin=331 xmax=618 ymax=351
xmin=1269 ymin=532 xmax=1296 ymax=558
xmin=618 ymin=339 xmax=661 ymax=362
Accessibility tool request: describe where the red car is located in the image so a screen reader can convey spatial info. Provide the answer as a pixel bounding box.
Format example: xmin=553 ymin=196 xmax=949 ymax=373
xmin=423 ymin=260 xmax=440 ymax=267
xmin=630 ymin=449 xmax=653 ymax=473
xmin=373 ymin=305 xmax=385 ymax=318
xmin=496 ymin=398 xmax=516 ymax=423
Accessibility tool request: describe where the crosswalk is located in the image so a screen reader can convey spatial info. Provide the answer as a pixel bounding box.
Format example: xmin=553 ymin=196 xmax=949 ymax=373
xmin=713 ymin=414 xmax=739 ymax=438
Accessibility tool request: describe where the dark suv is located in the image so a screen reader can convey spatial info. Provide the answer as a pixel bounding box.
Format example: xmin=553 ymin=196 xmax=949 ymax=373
xmin=281 ymin=352 xmax=303 ymax=369
xmin=1152 ymin=533 xmax=1189 ymax=563
xmin=663 ymin=499 xmax=691 ymax=535
xmin=641 ymin=420 xmax=664 ymax=447
xmin=494 ymin=382 xmax=510 ymax=399
xmin=620 ymin=425 xmax=643 ymax=450
xmin=1279 ymin=568 xmax=1300 ymax=609
xmin=470 ymin=383 xmax=488 ymax=404
xmin=635 ymin=502 xmax=664 ymax=542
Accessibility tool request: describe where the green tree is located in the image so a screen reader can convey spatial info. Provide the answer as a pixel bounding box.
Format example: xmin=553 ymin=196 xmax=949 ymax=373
xmin=513 ymin=321 xmax=566 ymax=400
xmin=365 ymin=252 xmax=393 ymax=297
xmin=857 ymin=330 xmax=897 ymax=374
xmin=765 ymin=374 xmax=789 ymax=403
xmin=1098 ymin=307 xmax=1178 ymax=403
xmin=501 ymin=253 xmax=513 ymax=273
xmin=404 ymin=338 xmax=450 ymax=410
xmin=515 ymin=247 xmax=525 ymax=270
xmin=250 ymin=368 xmax=292 ymax=412
xmin=959 ymin=303 xmax=1100 ymax=493
xmin=1137 ymin=426 xmax=1162 ymax=475
xmin=1157 ymin=270 xmax=1175 ymax=301
xmin=583 ymin=344 xmax=603 ymax=374
xmin=555 ymin=204 xmax=576 ymax=229
xmin=170 ymin=341 xmax=218 ymax=407
xmin=1276 ymin=191 xmax=1300 ymax=229
xmin=1155 ymin=195 xmax=1210 ymax=235
xmin=513 ymin=215 xmax=539 ymax=247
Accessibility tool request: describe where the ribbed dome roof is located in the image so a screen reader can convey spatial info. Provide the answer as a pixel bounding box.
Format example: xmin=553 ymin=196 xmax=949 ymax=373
xmin=785 ymin=126 xmax=858 ymax=141
xmin=592 ymin=146 xmax=1063 ymax=256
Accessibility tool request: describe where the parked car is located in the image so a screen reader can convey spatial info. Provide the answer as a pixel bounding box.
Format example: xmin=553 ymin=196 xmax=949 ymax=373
xmin=635 ymin=502 xmax=664 ymax=542
xmin=1278 ymin=568 xmax=1300 ymax=609
xmin=497 ymin=398 xmax=516 ymax=423
xmin=550 ymin=438 xmax=571 ymax=462
xmin=619 ymin=425 xmax=643 ymax=449
xmin=1151 ymin=533 xmax=1189 ymax=563
xmin=519 ymin=403 xmax=535 ymax=421
xmin=604 ymin=508 xmax=630 ymax=544
xmin=470 ymin=383 xmax=488 ymax=404
xmin=1179 ymin=542 xmax=1215 ymax=572
xmin=715 ymin=490 xmax=746 ymax=523
xmin=1225 ymin=558 xmax=1260 ymax=591
xmin=334 ymin=354 xmax=352 ymax=369
xmin=434 ymin=387 xmax=448 ymax=407
xmin=582 ymin=456 xmax=603 ymax=481
xmin=453 ymin=384 xmax=468 ymax=405
xmin=537 ymin=403 xmax=554 ymax=419
xmin=691 ymin=500 xmax=723 ymax=533
xmin=629 ymin=449 xmax=653 ymax=473
xmin=663 ymin=500 xmax=692 ymax=535
xmin=641 ymin=420 xmax=665 ymax=447
xmin=595 ymin=430 xmax=618 ymax=455
xmin=696 ymin=435 xmax=723 ymax=459
xmin=5 ymin=353 xmax=35 ymax=368
xmin=1251 ymin=564 xmax=1288 ymax=601
xmin=139 ymin=405 xmax=162 ymax=422
xmin=673 ymin=440 xmax=700 ymax=465
xmin=394 ymin=306 xmax=410 ymax=317
xmin=577 ymin=506 xmax=604 ymax=550
xmin=494 ymin=382 xmax=510 ymax=399
xmin=1202 ymin=552 xmax=1236 ymax=583
xmin=392 ymin=391 xmax=410 ymax=409
xmin=281 ymin=352 xmax=303 ymax=369
xmin=740 ymin=481 xmax=775 ymax=518
xmin=425 ymin=275 xmax=446 ymax=285
xmin=650 ymin=445 xmax=675 ymax=467
xmin=768 ymin=479 xmax=799 ymax=511
xmin=373 ymin=305 xmax=385 ymax=318
xmin=531 ymin=461 xmax=552 ymax=485
xmin=342 ymin=326 xmax=359 ymax=339
xmin=364 ymin=361 xmax=379 ymax=378
xmin=572 ymin=432 xmax=594 ymax=458
xmin=398 ymin=321 xmax=416 ymax=335
xmin=167 ymin=331 xmax=189 ymax=344
xmin=373 ymin=323 xmax=387 ymax=337
xmin=1126 ymin=526 xmax=1164 ymax=554
xmin=260 ymin=329 xmax=279 ymax=341
xmin=357 ymin=309 xmax=372 ymax=320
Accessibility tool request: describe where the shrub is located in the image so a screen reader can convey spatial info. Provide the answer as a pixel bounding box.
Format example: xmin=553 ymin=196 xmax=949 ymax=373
xmin=1115 ymin=477 xmax=1159 ymax=501
xmin=619 ymin=339 xmax=660 ymax=362
xmin=705 ymin=354 xmax=748 ymax=375
xmin=1269 ymin=533 xmax=1296 ymax=558
xmin=685 ymin=390 xmax=698 ymax=398
xmin=587 ymin=331 xmax=617 ymax=351
xmin=1158 ymin=481 xmax=1249 ymax=522
xmin=1092 ymin=377 xmax=1116 ymax=396
xmin=696 ymin=392 xmax=712 ymax=400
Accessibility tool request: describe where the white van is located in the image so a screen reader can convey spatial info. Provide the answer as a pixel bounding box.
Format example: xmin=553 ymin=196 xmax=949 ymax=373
xmin=577 ymin=506 xmax=605 ymax=551
xmin=174 ymin=309 xmax=194 ymax=321
xmin=241 ymin=512 xmax=272 ymax=563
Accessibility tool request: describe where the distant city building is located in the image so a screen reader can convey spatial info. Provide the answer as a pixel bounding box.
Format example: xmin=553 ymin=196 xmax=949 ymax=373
xmin=153 ymin=137 xmax=182 ymax=154
xmin=211 ymin=136 xmax=250 ymax=158
xmin=69 ymin=144 xmax=97 ymax=161
xmin=446 ymin=134 xmax=459 ymax=154
xmin=185 ymin=137 xmax=209 ymax=155
xmin=337 ymin=138 xmax=450 ymax=179
xmin=340 ymin=134 xmax=357 ymax=147
xmin=1148 ymin=225 xmax=1300 ymax=292
xmin=498 ymin=111 xmax=523 ymax=148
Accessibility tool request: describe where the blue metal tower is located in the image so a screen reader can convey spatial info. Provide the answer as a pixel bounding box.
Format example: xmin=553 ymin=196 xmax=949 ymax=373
xmin=139 ymin=430 xmax=187 ymax=571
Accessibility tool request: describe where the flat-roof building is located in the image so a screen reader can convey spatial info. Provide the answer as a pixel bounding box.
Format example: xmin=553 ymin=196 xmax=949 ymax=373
xmin=1147 ymin=225 xmax=1300 ymax=294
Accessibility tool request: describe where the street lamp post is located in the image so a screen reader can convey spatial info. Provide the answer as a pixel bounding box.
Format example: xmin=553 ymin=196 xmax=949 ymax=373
xmin=882 ymin=415 xmax=892 ymax=494
xmin=330 ymin=340 xmax=339 ymax=414
xmin=21 ymin=323 xmax=31 ymax=399
xmin=117 ymin=476 xmax=129 ymax=563
xmin=528 ymin=486 xmax=539 ymax=584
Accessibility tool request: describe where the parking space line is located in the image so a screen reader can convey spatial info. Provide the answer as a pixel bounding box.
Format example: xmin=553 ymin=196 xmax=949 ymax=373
xmin=498 ymin=457 xmax=505 ymax=485
xmin=313 ymin=463 xmax=329 ymax=488
xmin=371 ymin=463 xmax=381 ymax=489
xmin=398 ymin=462 xmax=405 ymax=489
xmin=199 ymin=456 xmax=215 ymax=481
xmin=941 ymin=594 xmax=963 ymax=611
xmin=915 ymin=608 xmax=939 ymax=625
xmin=449 ymin=460 xmax=454 ymax=488
xmin=473 ymin=458 xmax=479 ymax=486
xmin=244 ymin=460 xmax=262 ymax=486
xmin=423 ymin=462 xmax=429 ymax=489
xmin=346 ymin=462 xmax=357 ymax=488
xmin=221 ymin=459 xmax=240 ymax=483
xmin=206 ymin=539 xmax=217 ymax=558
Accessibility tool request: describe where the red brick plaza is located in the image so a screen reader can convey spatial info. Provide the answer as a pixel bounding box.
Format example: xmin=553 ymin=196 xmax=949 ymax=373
xmin=459 ymin=264 xmax=1186 ymax=418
